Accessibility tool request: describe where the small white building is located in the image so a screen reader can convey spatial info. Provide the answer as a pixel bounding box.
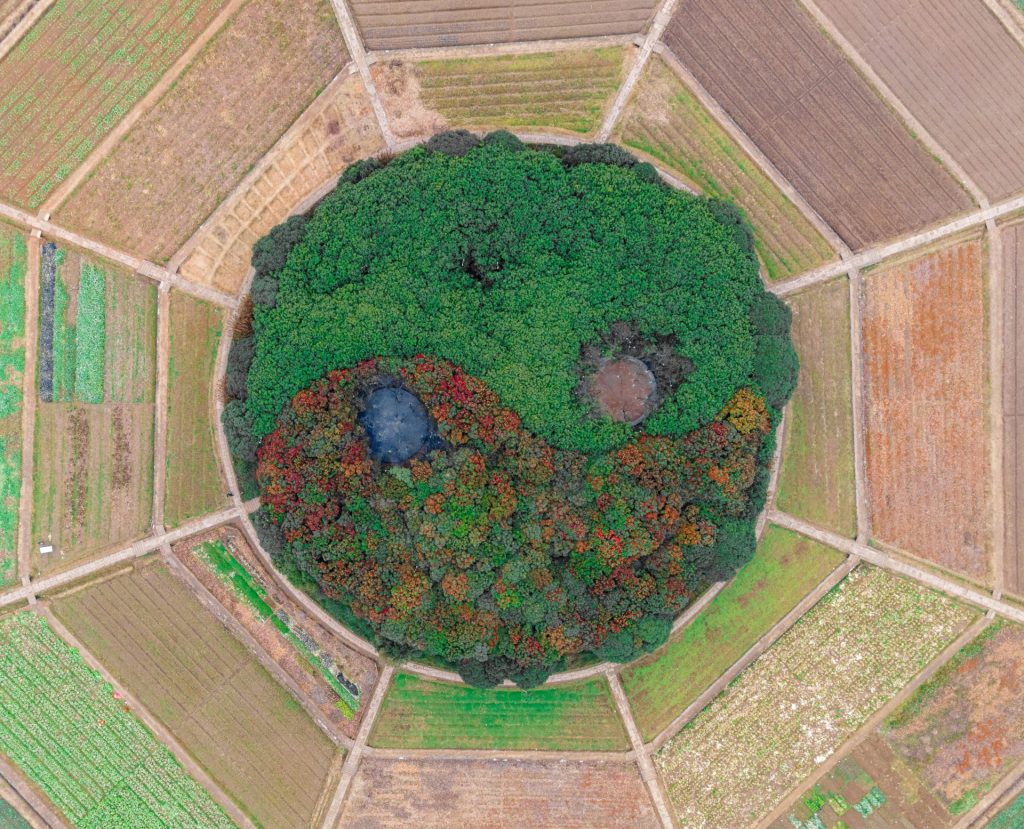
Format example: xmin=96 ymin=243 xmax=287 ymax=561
xmin=38 ymin=541 xmax=53 ymax=556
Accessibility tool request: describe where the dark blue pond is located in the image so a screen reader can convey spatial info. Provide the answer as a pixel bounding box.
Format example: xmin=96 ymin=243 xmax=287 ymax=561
xmin=359 ymin=387 xmax=432 ymax=464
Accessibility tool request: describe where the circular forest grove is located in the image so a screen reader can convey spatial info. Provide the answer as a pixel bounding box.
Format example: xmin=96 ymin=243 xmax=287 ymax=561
xmin=223 ymin=131 xmax=798 ymax=688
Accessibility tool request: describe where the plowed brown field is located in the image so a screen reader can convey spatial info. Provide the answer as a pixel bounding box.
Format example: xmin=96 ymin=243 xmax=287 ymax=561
xmin=662 ymin=0 xmax=972 ymax=249
xmin=862 ymin=238 xmax=990 ymax=580
xmin=349 ymin=0 xmax=656 ymax=50
xmin=813 ymin=0 xmax=1024 ymax=202
xmin=1004 ymin=220 xmax=1024 ymax=596
xmin=340 ymin=757 xmax=659 ymax=828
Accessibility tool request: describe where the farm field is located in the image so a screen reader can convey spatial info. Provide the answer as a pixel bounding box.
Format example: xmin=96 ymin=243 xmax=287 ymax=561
xmin=813 ymin=0 xmax=1024 ymax=202
xmin=348 ymin=0 xmax=657 ymax=50
xmin=0 ymin=0 xmax=230 ymax=209
xmin=374 ymin=48 xmax=626 ymax=140
xmin=174 ymin=525 xmax=379 ymax=740
xmin=56 ymin=0 xmax=347 ymax=264
xmin=340 ymin=757 xmax=660 ymax=828
xmin=52 ymin=560 xmax=337 ymax=829
xmin=32 ymin=243 xmax=156 ymax=573
xmin=989 ymin=791 xmax=1024 ymax=829
xmin=621 ymin=525 xmax=845 ymax=741
xmin=776 ymin=277 xmax=857 ymax=536
xmin=0 ymin=0 xmax=37 ymax=41
xmin=0 ymin=227 xmax=25 ymax=587
xmin=0 ymin=611 xmax=233 ymax=828
xmin=655 ymin=566 xmax=977 ymax=829
xmin=165 ymin=292 xmax=223 ymax=528
xmin=1003 ymin=219 xmax=1024 ymax=596
xmin=178 ymin=72 xmax=383 ymax=295
xmin=0 ymin=798 xmax=28 ymax=829
xmin=662 ymin=0 xmax=972 ymax=249
xmin=617 ymin=55 xmax=835 ymax=281
xmin=369 ymin=672 xmax=629 ymax=751
xmin=862 ymin=238 xmax=990 ymax=581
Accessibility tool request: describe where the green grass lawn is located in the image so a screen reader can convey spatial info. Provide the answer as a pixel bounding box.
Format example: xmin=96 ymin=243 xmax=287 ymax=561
xmin=369 ymin=672 xmax=630 ymax=751
xmin=621 ymin=524 xmax=846 ymax=740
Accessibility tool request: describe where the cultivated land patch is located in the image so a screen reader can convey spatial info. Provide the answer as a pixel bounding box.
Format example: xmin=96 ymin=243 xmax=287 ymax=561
xmin=165 ymin=291 xmax=223 ymax=528
xmin=1003 ymin=219 xmax=1024 ymax=596
xmin=348 ymin=0 xmax=657 ymax=50
xmin=340 ymin=757 xmax=660 ymax=828
xmin=989 ymin=790 xmax=1024 ymax=829
xmin=32 ymin=244 xmax=155 ymax=574
xmin=662 ymin=0 xmax=972 ymax=249
xmin=862 ymin=238 xmax=990 ymax=581
xmin=369 ymin=672 xmax=629 ymax=751
xmin=178 ymin=72 xmax=383 ymax=296
xmin=52 ymin=560 xmax=337 ymax=829
xmin=617 ymin=55 xmax=835 ymax=282
xmin=56 ymin=0 xmax=347 ymax=263
xmin=814 ymin=0 xmax=1024 ymax=202
xmin=0 ymin=0 xmax=229 ymax=209
xmin=0 ymin=797 xmax=29 ymax=829
xmin=621 ymin=524 xmax=845 ymax=741
xmin=374 ymin=48 xmax=627 ymax=140
xmin=655 ymin=566 xmax=977 ymax=829
xmin=0 ymin=611 xmax=233 ymax=828
xmin=776 ymin=277 xmax=857 ymax=536
xmin=0 ymin=226 xmax=25 ymax=587
xmin=0 ymin=0 xmax=39 ymax=42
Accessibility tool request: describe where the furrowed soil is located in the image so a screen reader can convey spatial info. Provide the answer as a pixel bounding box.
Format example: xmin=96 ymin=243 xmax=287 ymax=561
xmin=340 ymin=757 xmax=660 ymax=828
xmin=0 ymin=0 xmax=229 ymax=209
xmin=52 ymin=560 xmax=337 ymax=829
xmin=861 ymin=238 xmax=990 ymax=582
xmin=1002 ymin=220 xmax=1024 ymax=596
xmin=621 ymin=524 xmax=845 ymax=741
xmin=776 ymin=277 xmax=857 ymax=536
xmin=348 ymin=0 xmax=657 ymax=50
xmin=369 ymin=672 xmax=629 ymax=751
xmin=0 ymin=226 xmax=25 ymax=587
xmin=814 ymin=0 xmax=1024 ymax=202
xmin=56 ymin=0 xmax=347 ymax=263
xmin=165 ymin=291 xmax=224 ymax=528
xmin=662 ymin=0 xmax=973 ymax=249
xmin=178 ymin=72 xmax=383 ymax=295
xmin=0 ymin=0 xmax=38 ymax=40
xmin=617 ymin=55 xmax=835 ymax=281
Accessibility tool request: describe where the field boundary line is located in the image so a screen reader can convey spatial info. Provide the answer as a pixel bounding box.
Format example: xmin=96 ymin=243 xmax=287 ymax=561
xmin=151 ymin=284 xmax=170 ymax=534
xmin=365 ymin=34 xmax=637 ymax=64
xmin=989 ymin=219 xmax=1007 ymax=593
xmin=647 ymin=553 xmax=860 ymax=753
xmin=986 ymin=0 xmax=1024 ymax=51
xmin=0 ymin=752 xmax=70 ymax=829
xmin=849 ymin=271 xmax=870 ymax=542
xmin=797 ymin=0 xmax=988 ymax=208
xmin=326 ymin=0 xmax=395 ymax=146
xmin=769 ymin=510 xmax=1024 ymax=624
xmin=0 ymin=0 xmax=55 ymax=64
xmin=596 ymin=0 xmax=681 ymax=142
xmin=960 ymin=761 xmax=1024 ymax=828
xmin=166 ymin=64 xmax=364 ymax=276
xmin=37 ymin=605 xmax=258 ymax=829
xmin=758 ymin=406 xmax=788 ymax=540
xmin=361 ymin=746 xmax=636 ymax=762
xmin=606 ymin=671 xmax=675 ymax=828
xmin=755 ymin=611 xmax=994 ymax=828
xmin=0 ymin=201 xmax=238 ymax=308
xmin=160 ymin=544 xmax=354 ymax=749
xmin=321 ymin=665 xmax=394 ymax=829
xmin=16 ymin=234 xmax=39 ymax=588
xmin=37 ymin=0 xmax=249 ymax=216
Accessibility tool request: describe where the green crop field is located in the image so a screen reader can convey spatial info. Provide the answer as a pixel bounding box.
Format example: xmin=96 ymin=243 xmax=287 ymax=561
xmin=618 ymin=57 xmax=835 ymax=281
xmin=369 ymin=672 xmax=629 ymax=751
xmin=0 ymin=611 xmax=234 ymax=828
xmin=0 ymin=798 xmax=29 ymax=829
xmin=990 ymin=792 xmax=1024 ymax=829
xmin=0 ymin=226 xmax=25 ymax=586
xmin=621 ymin=525 xmax=846 ymax=740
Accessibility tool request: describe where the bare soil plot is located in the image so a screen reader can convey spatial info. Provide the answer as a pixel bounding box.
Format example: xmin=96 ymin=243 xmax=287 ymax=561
xmin=375 ymin=48 xmax=626 ymax=140
xmin=0 ymin=0 xmax=229 ymax=209
xmin=173 ymin=524 xmax=379 ymax=740
xmin=1003 ymin=220 xmax=1024 ymax=595
xmin=56 ymin=0 xmax=347 ymax=264
xmin=617 ymin=55 xmax=835 ymax=281
xmin=861 ymin=238 xmax=990 ymax=581
xmin=165 ymin=291 xmax=224 ymax=528
xmin=621 ymin=524 xmax=845 ymax=741
xmin=0 ymin=226 xmax=25 ymax=587
xmin=369 ymin=672 xmax=629 ymax=751
xmin=655 ymin=566 xmax=976 ymax=829
xmin=776 ymin=277 xmax=857 ymax=536
xmin=662 ymin=0 xmax=972 ymax=250
xmin=813 ymin=0 xmax=1024 ymax=202
xmin=178 ymin=72 xmax=383 ymax=295
xmin=340 ymin=757 xmax=660 ymax=828
xmin=349 ymin=0 xmax=657 ymax=50
xmin=52 ymin=560 xmax=338 ymax=829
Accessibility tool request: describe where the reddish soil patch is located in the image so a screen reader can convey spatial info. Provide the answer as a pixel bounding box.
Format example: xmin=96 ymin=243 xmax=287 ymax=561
xmin=590 ymin=357 xmax=656 ymax=423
